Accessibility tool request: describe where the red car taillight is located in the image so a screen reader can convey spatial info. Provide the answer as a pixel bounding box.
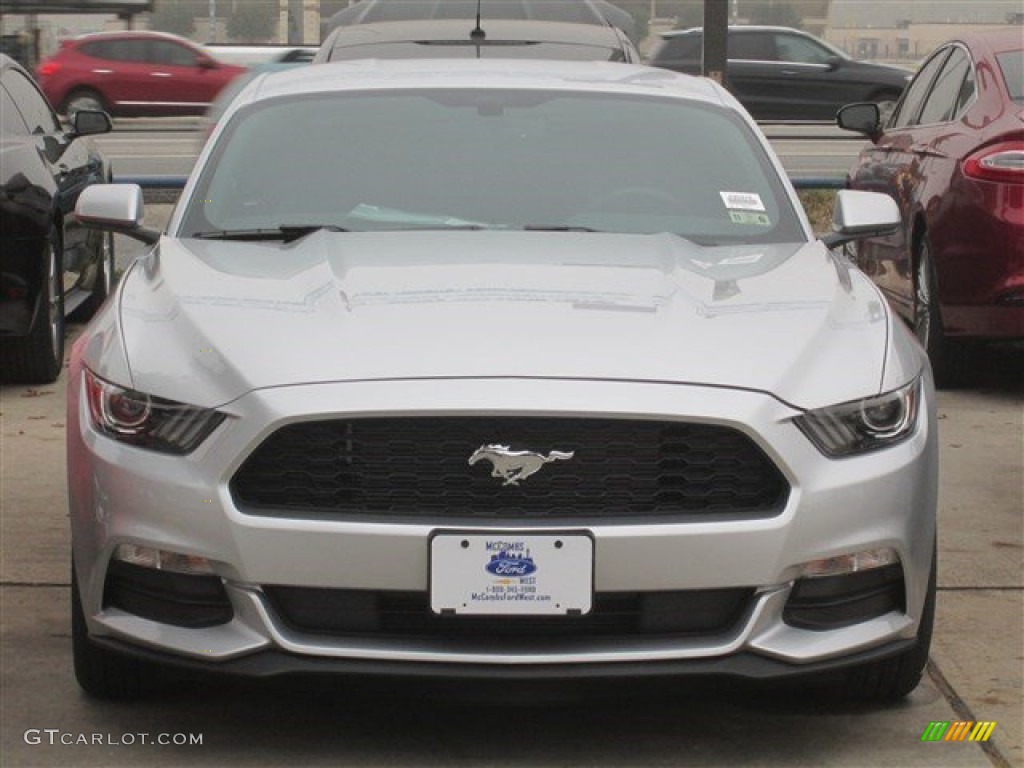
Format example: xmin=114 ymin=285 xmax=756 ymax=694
xmin=36 ymin=60 xmax=59 ymax=77
xmin=963 ymin=141 xmax=1024 ymax=184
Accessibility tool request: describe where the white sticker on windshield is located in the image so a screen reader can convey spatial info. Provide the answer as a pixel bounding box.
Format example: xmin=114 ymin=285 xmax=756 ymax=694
xmin=720 ymin=191 xmax=766 ymax=211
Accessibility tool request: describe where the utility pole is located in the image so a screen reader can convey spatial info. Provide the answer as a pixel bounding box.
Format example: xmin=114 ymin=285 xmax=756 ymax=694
xmin=703 ymin=0 xmax=729 ymax=88
xmin=208 ymin=0 xmax=216 ymax=43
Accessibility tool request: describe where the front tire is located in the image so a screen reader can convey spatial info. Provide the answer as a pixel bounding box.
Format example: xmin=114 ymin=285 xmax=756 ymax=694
xmin=0 ymin=231 xmax=65 ymax=384
xmin=72 ymin=231 xmax=115 ymax=322
xmin=914 ymin=236 xmax=968 ymax=387
xmin=71 ymin=562 xmax=157 ymax=700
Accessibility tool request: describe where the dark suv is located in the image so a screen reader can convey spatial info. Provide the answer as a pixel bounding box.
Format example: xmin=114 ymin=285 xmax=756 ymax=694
xmin=650 ymin=26 xmax=911 ymax=121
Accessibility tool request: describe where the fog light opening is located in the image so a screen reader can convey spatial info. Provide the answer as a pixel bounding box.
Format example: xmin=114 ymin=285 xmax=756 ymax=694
xmin=798 ymin=547 xmax=900 ymax=579
xmin=113 ymin=544 xmax=215 ymax=575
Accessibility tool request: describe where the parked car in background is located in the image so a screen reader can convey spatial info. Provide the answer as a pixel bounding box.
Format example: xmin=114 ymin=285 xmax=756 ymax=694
xmin=315 ymin=18 xmax=639 ymax=63
xmin=70 ymin=59 xmax=936 ymax=704
xmin=650 ymin=26 xmax=912 ymax=121
xmin=206 ymin=45 xmax=317 ymax=67
xmin=324 ymin=0 xmax=637 ymax=42
xmin=0 ymin=54 xmax=112 ymax=383
xmin=35 ymin=30 xmax=246 ymax=117
xmin=838 ymin=28 xmax=1024 ymax=386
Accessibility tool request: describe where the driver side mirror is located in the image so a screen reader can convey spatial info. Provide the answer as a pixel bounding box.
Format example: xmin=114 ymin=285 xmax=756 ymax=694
xmin=68 ymin=109 xmax=113 ymax=139
xmin=824 ymin=55 xmax=843 ymax=72
xmin=821 ymin=189 xmax=900 ymax=249
xmin=837 ymin=102 xmax=882 ymax=141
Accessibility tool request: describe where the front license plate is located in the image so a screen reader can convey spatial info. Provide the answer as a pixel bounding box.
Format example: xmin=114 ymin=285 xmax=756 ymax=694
xmin=430 ymin=532 xmax=593 ymax=616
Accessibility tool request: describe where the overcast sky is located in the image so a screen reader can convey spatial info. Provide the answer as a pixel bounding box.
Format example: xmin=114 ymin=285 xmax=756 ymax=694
xmin=830 ymin=0 xmax=1023 ymax=26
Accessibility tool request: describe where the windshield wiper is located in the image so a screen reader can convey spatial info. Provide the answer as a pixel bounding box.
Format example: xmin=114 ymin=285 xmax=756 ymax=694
xmin=189 ymin=225 xmax=348 ymax=243
xmin=523 ymin=225 xmax=602 ymax=232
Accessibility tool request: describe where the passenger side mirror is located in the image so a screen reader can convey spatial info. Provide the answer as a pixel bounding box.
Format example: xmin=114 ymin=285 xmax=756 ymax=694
xmin=836 ymin=102 xmax=882 ymax=141
xmin=197 ymin=56 xmax=218 ymax=70
xmin=822 ymin=189 xmax=900 ymax=249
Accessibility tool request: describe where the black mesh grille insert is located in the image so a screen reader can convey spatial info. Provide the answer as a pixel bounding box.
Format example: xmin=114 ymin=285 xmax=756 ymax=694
xmin=230 ymin=416 xmax=788 ymax=520
xmin=262 ymin=587 xmax=756 ymax=640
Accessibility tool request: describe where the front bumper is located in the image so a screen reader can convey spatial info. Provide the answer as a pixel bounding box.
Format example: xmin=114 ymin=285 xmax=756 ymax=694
xmin=68 ymin=376 xmax=937 ymax=676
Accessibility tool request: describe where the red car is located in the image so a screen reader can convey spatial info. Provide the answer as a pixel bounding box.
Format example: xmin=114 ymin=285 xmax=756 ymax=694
xmin=36 ymin=31 xmax=245 ymax=117
xmin=838 ymin=28 xmax=1023 ymax=386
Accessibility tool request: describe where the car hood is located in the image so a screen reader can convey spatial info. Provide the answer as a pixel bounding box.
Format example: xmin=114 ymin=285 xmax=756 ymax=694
xmin=115 ymin=231 xmax=890 ymax=410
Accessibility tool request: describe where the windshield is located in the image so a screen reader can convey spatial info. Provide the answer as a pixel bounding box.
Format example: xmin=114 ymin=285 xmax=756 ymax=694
xmin=179 ymin=89 xmax=804 ymax=246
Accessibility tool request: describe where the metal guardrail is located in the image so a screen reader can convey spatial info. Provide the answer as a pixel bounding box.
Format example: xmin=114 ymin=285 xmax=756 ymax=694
xmin=114 ymin=175 xmax=847 ymax=193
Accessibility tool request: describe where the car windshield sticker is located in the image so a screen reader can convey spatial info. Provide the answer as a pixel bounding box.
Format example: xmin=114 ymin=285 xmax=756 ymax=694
xmin=729 ymin=211 xmax=772 ymax=227
xmin=720 ymin=191 xmax=766 ymax=211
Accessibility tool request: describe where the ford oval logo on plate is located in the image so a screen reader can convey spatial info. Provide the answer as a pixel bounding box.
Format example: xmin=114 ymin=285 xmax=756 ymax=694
xmin=485 ymin=551 xmax=538 ymax=577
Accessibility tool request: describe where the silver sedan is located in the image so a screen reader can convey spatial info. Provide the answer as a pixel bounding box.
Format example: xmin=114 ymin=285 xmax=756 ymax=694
xmin=68 ymin=59 xmax=936 ymax=703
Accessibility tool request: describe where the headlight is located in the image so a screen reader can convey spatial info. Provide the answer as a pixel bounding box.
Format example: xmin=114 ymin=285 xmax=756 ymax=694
xmin=794 ymin=378 xmax=921 ymax=458
xmin=84 ymin=367 xmax=226 ymax=454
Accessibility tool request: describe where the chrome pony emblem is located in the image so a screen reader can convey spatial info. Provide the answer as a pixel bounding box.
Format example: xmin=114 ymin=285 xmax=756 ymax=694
xmin=468 ymin=444 xmax=575 ymax=486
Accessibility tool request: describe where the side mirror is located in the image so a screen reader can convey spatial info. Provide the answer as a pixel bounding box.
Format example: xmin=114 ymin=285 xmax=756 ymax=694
xmin=822 ymin=189 xmax=900 ymax=249
xmin=75 ymin=184 xmax=160 ymax=245
xmin=824 ymin=55 xmax=843 ymax=72
xmin=68 ymin=109 xmax=112 ymax=139
xmin=837 ymin=102 xmax=882 ymax=141
xmin=197 ymin=56 xmax=218 ymax=70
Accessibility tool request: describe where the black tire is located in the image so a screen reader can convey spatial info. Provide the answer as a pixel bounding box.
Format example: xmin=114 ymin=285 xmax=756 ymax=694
xmin=71 ymin=561 xmax=157 ymax=700
xmin=914 ymin=235 xmax=969 ymax=387
xmin=0 ymin=230 xmax=65 ymax=384
xmin=842 ymin=544 xmax=936 ymax=703
xmin=62 ymin=88 xmax=107 ymax=118
xmin=72 ymin=231 xmax=115 ymax=322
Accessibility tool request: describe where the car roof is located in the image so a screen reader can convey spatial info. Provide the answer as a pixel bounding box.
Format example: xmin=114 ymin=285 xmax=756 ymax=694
xmin=322 ymin=18 xmax=628 ymax=51
xmin=62 ymin=29 xmax=199 ymax=45
xmin=661 ymin=25 xmax=808 ymax=38
xmin=240 ymin=58 xmax=726 ymax=108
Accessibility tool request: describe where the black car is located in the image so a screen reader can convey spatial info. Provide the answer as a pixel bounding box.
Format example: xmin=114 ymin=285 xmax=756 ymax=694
xmin=650 ymin=25 xmax=912 ymax=121
xmin=0 ymin=54 xmax=113 ymax=384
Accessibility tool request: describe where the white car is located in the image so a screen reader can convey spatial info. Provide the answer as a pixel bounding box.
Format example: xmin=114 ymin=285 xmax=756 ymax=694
xmin=69 ymin=59 xmax=937 ymax=702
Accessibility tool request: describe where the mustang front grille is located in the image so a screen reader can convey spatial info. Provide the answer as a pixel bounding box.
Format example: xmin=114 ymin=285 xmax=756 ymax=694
xmin=229 ymin=416 xmax=788 ymax=520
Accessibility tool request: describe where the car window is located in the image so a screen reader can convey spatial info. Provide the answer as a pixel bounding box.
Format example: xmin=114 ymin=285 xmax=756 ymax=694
xmin=888 ymin=47 xmax=950 ymax=129
xmin=80 ymin=39 xmax=148 ymax=63
xmin=996 ymin=50 xmax=1024 ymax=102
xmin=917 ymin=47 xmax=971 ymax=125
xmin=328 ymin=41 xmax=624 ymax=62
xmin=149 ymin=40 xmax=200 ymax=67
xmin=2 ymin=68 xmax=58 ymax=133
xmin=773 ymin=33 xmax=834 ymax=65
xmin=183 ymin=89 xmax=804 ymax=246
xmin=729 ymin=32 xmax=776 ymax=62
xmin=0 ymin=83 xmax=30 ymax=134
xmin=657 ymin=34 xmax=701 ymax=61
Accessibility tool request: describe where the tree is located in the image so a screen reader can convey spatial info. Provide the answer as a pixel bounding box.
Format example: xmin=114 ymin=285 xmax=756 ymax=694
xmin=227 ymin=1 xmax=278 ymax=42
xmin=748 ymin=2 xmax=803 ymax=30
xmin=148 ymin=0 xmax=198 ymax=37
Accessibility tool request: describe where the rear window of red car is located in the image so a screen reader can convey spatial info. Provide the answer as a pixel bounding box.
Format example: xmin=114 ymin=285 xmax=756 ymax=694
xmin=996 ymin=50 xmax=1023 ymax=102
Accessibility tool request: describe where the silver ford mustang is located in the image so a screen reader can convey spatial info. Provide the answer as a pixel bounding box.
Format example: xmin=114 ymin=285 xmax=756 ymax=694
xmin=69 ymin=60 xmax=937 ymax=702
